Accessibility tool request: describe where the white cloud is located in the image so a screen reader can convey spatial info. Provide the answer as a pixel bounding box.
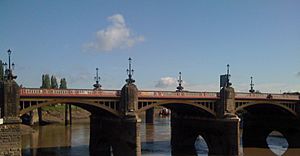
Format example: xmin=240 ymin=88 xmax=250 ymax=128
xmin=84 ymin=14 xmax=144 ymax=52
xmin=155 ymin=77 xmax=177 ymax=88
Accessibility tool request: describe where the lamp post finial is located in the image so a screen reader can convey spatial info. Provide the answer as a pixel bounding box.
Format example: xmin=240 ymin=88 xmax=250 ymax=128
xmin=126 ymin=57 xmax=135 ymax=84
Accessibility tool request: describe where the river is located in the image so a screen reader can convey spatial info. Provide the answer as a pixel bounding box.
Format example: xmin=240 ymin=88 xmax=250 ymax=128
xmin=22 ymin=117 xmax=288 ymax=156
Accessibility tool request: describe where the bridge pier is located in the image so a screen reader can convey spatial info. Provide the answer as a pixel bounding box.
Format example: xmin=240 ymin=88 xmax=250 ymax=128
xmin=37 ymin=107 xmax=43 ymax=125
xmin=206 ymin=116 xmax=241 ymax=156
xmin=284 ymin=124 xmax=300 ymax=155
xmin=145 ymin=108 xmax=154 ymax=123
xmin=108 ymin=75 xmax=141 ymax=156
xmin=171 ymin=115 xmax=197 ymax=155
xmin=89 ymin=114 xmax=111 ymax=156
xmin=89 ymin=113 xmax=141 ymax=156
xmin=243 ymin=117 xmax=300 ymax=155
xmin=65 ymin=104 xmax=68 ymax=125
xmin=64 ymin=103 xmax=73 ymax=126
xmin=112 ymin=115 xmax=141 ymax=156
xmin=171 ymin=114 xmax=241 ymax=156
xmin=69 ymin=104 xmax=72 ymax=125
xmin=242 ymin=120 xmax=270 ymax=149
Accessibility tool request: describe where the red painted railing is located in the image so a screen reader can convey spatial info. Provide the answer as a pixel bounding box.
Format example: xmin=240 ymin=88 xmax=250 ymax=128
xmin=138 ymin=91 xmax=219 ymax=99
xmin=235 ymin=92 xmax=300 ymax=100
xmin=20 ymin=88 xmax=300 ymax=101
xmin=20 ymin=88 xmax=120 ymax=97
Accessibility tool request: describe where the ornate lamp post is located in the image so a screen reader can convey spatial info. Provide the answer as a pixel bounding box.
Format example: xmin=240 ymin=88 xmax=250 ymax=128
xmin=4 ymin=49 xmax=17 ymax=80
xmin=93 ymin=68 xmax=102 ymax=90
xmin=226 ymin=64 xmax=231 ymax=87
xmin=126 ymin=57 xmax=135 ymax=84
xmin=176 ymin=72 xmax=184 ymax=92
xmin=8 ymin=49 xmax=11 ymax=70
xmin=249 ymin=76 xmax=255 ymax=93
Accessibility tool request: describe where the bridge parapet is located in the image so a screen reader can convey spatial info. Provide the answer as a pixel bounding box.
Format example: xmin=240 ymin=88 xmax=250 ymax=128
xmin=235 ymin=92 xmax=300 ymax=101
xmin=20 ymin=88 xmax=221 ymax=99
xmin=139 ymin=91 xmax=219 ymax=99
xmin=20 ymin=88 xmax=300 ymax=101
xmin=20 ymin=88 xmax=120 ymax=97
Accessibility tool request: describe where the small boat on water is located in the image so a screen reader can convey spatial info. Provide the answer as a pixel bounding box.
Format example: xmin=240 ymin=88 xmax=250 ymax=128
xmin=159 ymin=108 xmax=170 ymax=116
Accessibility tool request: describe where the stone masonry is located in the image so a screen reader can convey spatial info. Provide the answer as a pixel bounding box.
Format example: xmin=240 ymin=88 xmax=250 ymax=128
xmin=0 ymin=78 xmax=22 ymax=156
xmin=0 ymin=124 xmax=21 ymax=156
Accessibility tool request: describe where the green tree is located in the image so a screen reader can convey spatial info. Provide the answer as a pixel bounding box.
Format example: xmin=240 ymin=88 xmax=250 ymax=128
xmin=59 ymin=78 xmax=67 ymax=89
xmin=0 ymin=60 xmax=4 ymax=80
xmin=40 ymin=74 xmax=45 ymax=88
xmin=51 ymin=75 xmax=58 ymax=89
xmin=41 ymin=74 xmax=51 ymax=89
xmin=41 ymin=74 xmax=45 ymax=88
xmin=39 ymin=74 xmax=51 ymax=121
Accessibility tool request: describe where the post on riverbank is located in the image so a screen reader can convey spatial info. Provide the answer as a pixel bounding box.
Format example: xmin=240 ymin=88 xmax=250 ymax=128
xmin=65 ymin=103 xmax=68 ymax=125
xmin=38 ymin=107 xmax=43 ymax=124
xmin=145 ymin=108 xmax=154 ymax=123
xmin=69 ymin=104 xmax=72 ymax=125
xmin=64 ymin=103 xmax=72 ymax=126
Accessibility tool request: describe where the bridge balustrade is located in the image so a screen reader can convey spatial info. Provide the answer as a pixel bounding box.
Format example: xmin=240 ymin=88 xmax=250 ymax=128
xmin=139 ymin=91 xmax=219 ymax=99
xmin=20 ymin=88 xmax=300 ymax=101
xmin=20 ymin=88 xmax=120 ymax=97
xmin=236 ymin=92 xmax=300 ymax=101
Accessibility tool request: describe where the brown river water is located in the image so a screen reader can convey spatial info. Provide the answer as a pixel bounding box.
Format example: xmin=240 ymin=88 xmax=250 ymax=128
xmin=22 ymin=117 xmax=289 ymax=156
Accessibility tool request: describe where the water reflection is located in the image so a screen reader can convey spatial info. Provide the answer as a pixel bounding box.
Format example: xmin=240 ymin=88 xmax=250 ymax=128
xmin=145 ymin=123 xmax=154 ymax=143
xmin=22 ymin=117 xmax=288 ymax=156
xmin=23 ymin=146 xmax=89 ymax=156
xmin=22 ymin=122 xmax=90 ymax=156
xmin=142 ymin=117 xmax=172 ymax=155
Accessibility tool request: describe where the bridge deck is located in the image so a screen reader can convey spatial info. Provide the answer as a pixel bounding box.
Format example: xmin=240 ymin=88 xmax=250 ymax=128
xmin=20 ymin=88 xmax=300 ymax=101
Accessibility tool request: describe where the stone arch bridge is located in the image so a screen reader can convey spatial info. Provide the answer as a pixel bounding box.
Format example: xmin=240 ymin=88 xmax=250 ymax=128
xmin=1 ymin=81 xmax=300 ymax=156
xmin=18 ymin=87 xmax=300 ymax=156
xmin=19 ymin=88 xmax=300 ymax=118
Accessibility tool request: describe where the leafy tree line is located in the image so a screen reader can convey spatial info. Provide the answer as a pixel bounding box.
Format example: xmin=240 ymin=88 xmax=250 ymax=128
xmin=40 ymin=74 xmax=67 ymax=89
xmin=40 ymin=74 xmax=68 ymax=111
xmin=0 ymin=60 xmax=67 ymax=89
xmin=60 ymin=78 xmax=67 ymax=89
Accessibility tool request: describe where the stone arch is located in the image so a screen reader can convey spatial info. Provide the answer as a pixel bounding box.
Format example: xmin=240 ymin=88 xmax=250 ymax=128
xmin=235 ymin=102 xmax=297 ymax=117
xmin=136 ymin=100 xmax=216 ymax=117
xmin=19 ymin=99 xmax=121 ymax=117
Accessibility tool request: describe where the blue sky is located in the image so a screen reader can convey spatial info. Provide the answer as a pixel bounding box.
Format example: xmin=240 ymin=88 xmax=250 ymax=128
xmin=0 ymin=0 xmax=299 ymax=92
